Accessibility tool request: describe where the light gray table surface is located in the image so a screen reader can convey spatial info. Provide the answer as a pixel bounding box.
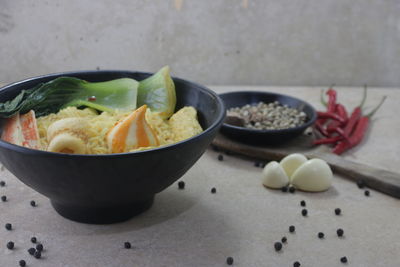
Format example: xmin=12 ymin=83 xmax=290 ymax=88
xmin=0 ymin=86 xmax=399 ymax=267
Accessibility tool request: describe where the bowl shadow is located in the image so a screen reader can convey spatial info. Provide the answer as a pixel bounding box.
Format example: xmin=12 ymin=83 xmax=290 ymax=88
xmin=49 ymin=188 xmax=198 ymax=235
xmin=42 ymin=189 xmax=241 ymax=263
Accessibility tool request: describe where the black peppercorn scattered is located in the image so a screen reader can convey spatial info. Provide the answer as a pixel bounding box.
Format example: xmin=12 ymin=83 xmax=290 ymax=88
xmin=289 ymin=186 xmax=296 ymax=193
xmin=218 ymin=154 xmax=224 ymax=161
xmin=211 ymin=187 xmax=217 ymax=194
xmin=301 ymin=209 xmax=308 ymax=217
xmin=254 ymin=162 xmax=260 ymax=167
xmin=33 ymin=250 xmax=41 ymax=259
xmin=289 ymin=225 xmax=295 ymax=233
xmin=124 ymin=242 xmax=131 ymax=249
xmin=357 ymin=179 xmax=365 ymax=188
xmin=281 ymin=186 xmax=288 ymax=192
xmin=340 ymin=256 xmax=348 ymax=263
xmin=36 ymin=243 xmax=43 ymax=252
xmin=364 ymin=190 xmax=370 ymax=196
xmin=178 ymin=181 xmax=185 ymax=190
xmin=31 ymin=237 xmax=37 ymax=244
xmin=7 ymin=241 xmax=14 ymax=250
xmin=19 ymin=260 xmax=26 ymax=267
xmin=281 ymin=236 xmax=287 ymax=243
xmin=318 ymin=232 xmax=324 ymax=239
xmin=300 ymin=200 xmax=306 ymax=207
xmin=337 ymin=228 xmax=344 ymax=237
xmin=1 ymin=195 xmax=7 ymax=202
xmin=335 ymin=208 xmax=341 ymax=215
xmin=28 ymin=248 xmax=35 ymax=255
xmin=0 ymin=180 xmax=5 ymax=186
xmin=274 ymin=242 xmax=282 ymax=251
xmin=293 ymin=261 xmax=301 ymax=267
xmin=30 ymin=200 xmax=36 ymax=207
xmin=226 ymin=256 xmax=234 ymax=265
xmin=5 ymin=223 xmax=12 ymax=230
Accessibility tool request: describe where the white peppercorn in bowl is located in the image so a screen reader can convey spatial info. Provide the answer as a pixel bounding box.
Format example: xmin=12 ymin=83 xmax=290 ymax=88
xmin=219 ymin=91 xmax=317 ymax=144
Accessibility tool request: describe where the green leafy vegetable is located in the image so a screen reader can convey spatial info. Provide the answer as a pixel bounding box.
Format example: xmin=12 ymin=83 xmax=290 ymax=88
xmin=0 ymin=89 xmax=34 ymax=118
xmin=0 ymin=77 xmax=138 ymax=118
xmin=138 ymin=66 xmax=176 ymax=119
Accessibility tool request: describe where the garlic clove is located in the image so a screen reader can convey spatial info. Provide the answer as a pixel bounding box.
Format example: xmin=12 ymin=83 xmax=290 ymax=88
xmin=280 ymin=153 xmax=308 ymax=178
xmin=291 ymin=158 xmax=333 ymax=192
xmin=262 ymin=161 xmax=289 ymax=189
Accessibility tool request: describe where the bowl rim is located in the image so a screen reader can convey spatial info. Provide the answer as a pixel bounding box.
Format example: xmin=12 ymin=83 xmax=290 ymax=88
xmin=219 ymin=90 xmax=317 ymax=134
xmin=0 ymin=70 xmax=225 ymax=157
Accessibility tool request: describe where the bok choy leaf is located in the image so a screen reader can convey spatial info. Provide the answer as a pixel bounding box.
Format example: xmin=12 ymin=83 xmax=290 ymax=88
xmin=0 ymin=77 xmax=138 ymax=118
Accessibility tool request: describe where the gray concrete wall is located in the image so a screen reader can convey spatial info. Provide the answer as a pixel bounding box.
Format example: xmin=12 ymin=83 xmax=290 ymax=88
xmin=0 ymin=0 xmax=399 ymax=87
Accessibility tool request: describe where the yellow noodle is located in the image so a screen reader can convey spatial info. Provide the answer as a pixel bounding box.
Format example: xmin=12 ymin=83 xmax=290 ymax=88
xmin=36 ymin=106 xmax=202 ymax=154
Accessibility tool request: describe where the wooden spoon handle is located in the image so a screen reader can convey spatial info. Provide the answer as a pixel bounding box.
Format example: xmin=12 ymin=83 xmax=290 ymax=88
xmin=310 ymin=152 xmax=400 ymax=199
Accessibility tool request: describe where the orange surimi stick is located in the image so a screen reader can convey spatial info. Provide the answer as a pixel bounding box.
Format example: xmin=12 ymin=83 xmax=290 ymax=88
xmin=1 ymin=111 xmax=41 ymax=149
xmin=1 ymin=113 xmax=24 ymax=146
xmin=20 ymin=110 xmax=41 ymax=149
xmin=107 ymin=105 xmax=159 ymax=153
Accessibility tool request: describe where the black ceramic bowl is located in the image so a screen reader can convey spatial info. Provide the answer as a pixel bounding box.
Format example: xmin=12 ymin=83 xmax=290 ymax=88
xmin=0 ymin=71 xmax=225 ymax=224
xmin=219 ymin=91 xmax=317 ymax=144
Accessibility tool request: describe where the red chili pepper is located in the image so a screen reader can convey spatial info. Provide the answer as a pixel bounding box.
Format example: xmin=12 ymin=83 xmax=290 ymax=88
xmin=336 ymin=104 xmax=348 ymax=121
xmin=315 ymin=85 xmax=339 ymax=137
xmin=332 ymin=120 xmax=365 ymax=155
xmin=333 ymin=96 xmax=386 ymax=155
xmin=315 ymin=120 xmax=329 ymax=137
xmin=313 ymin=136 xmax=343 ymax=145
xmin=320 ymin=84 xmax=335 ymax=108
xmin=317 ymin=112 xmax=346 ymax=124
xmin=342 ymin=86 xmax=367 ymax=136
xmin=343 ymin=107 xmax=361 ymax=136
xmin=329 ymin=127 xmax=351 ymax=143
xmin=326 ymin=104 xmax=348 ymax=133
xmin=326 ymin=87 xmax=337 ymax=113
xmin=326 ymin=123 xmax=340 ymax=135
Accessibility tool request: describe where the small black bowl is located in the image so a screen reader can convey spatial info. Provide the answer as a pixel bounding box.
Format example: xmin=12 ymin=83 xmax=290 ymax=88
xmin=0 ymin=71 xmax=225 ymax=224
xmin=219 ymin=91 xmax=317 ymax=144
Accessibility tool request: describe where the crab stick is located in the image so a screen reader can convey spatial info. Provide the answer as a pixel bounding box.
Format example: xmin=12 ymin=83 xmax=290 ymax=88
xmin=107 ymin=105 xmax=159 ymax=153
xmin=1 ymin=111 xmax=41 ymax=149
xmin=1 ymin=113 xmax=24 ymax=146
xmin=20 ymin=110 xmax=41 ymax=149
